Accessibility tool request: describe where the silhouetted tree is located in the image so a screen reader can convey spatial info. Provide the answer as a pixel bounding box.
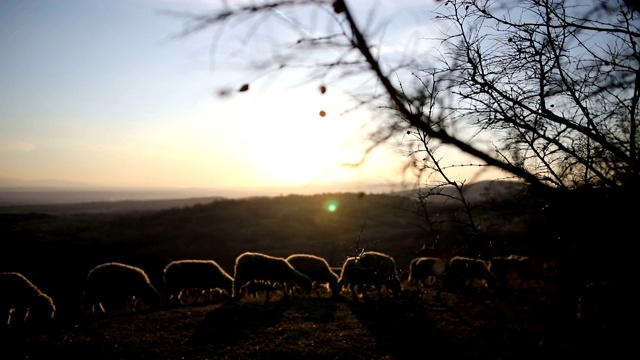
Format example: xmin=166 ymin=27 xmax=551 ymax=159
xmin=168 ymin=0 xmax=638 ymax=193
xmin=169 ymin=0 xmax=639 ymax=262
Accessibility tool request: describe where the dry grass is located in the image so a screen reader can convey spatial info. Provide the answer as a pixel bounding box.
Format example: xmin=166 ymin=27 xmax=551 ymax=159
xmin=2 ymin=279 xmax=630 ymax=360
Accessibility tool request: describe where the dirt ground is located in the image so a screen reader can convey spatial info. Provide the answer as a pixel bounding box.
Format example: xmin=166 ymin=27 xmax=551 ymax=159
xmin=2 ymin=277 xmax=630 ymax=360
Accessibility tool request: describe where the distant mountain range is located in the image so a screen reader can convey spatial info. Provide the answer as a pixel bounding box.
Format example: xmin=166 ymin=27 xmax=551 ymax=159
xmin=0 ymin=177 xmax=100 ymax=188
xmin=0 ymin=178 xmax=413 ymax=207
xmin=0 ymin=178 xmax=528 ymax=214
xmin=398 ymin=180 xmax=529 ymax=205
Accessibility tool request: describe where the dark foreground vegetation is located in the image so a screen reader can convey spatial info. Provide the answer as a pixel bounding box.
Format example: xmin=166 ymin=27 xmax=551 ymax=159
xmin=0 ymin=187 xmax=634 ymax=359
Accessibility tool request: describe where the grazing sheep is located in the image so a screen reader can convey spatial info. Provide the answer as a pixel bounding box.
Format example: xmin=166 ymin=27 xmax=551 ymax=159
xmin=286 ymin=254 xmax=340 ymax=298
xmin=231 ymin=252 xmax=312 ymax=300
xmin=338 ymin=251 xmax=403 ymax=302
xmin=163 ymin=259 xmax=233 ymax=305
xmin=490 ymin=255 xmax=531 ymax=288
xmin=444 ymin=256 xmax=497 ymax=290
xmin=81 ymin=262 xmax=163 ymax=315
xmin=0 ymin=272 xmax=55 ymax=326
xmin=407 ymin=257 xmax=447 ymax=287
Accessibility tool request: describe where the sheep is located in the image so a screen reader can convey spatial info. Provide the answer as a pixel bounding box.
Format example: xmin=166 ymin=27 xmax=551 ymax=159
xmin=286 ymin=254 xmax=340 ymax=298
xmin=407 ymin=257 xmax=447 ymax=287
xmin=443 ymin=256 xmax=497 ymax=290
xmin=490 ymin=255 xmax=531 ymax=288
xmin=163 ymin=259 xmax=233 ymax=305
xmin=231 ymin=252 xmax=312 ymax=301
xmin=337 ymin=251 xmax=403 ymax=302
xmin=337 ymin=256 xmax=361 ymax=300
xmin=81 ymin=262 xmax=163 ymax=316
xmin=0 ymin=272 xmax=55 ymax=327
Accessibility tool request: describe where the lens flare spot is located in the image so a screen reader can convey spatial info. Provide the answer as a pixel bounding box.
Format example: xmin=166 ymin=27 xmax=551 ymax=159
xmin=324 ymin=199 xmax=339 ymax=213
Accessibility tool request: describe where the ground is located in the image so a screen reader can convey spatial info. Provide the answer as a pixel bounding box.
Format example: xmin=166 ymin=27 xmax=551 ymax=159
xmin=2 ymin=278 xmax=629 ymax=360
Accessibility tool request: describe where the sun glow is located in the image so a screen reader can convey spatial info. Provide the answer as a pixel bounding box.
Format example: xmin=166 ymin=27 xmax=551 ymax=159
xmin=212 ymin=85 xmax=381 ymax=187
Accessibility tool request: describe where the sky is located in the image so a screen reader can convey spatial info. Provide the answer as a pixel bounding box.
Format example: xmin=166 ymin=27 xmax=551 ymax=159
xmin=0 ymin=0 xmax=503 ymax=195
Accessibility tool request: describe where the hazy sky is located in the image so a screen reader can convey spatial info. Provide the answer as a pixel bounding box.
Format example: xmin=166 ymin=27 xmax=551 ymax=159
xmin=0 ymin=0 xmax=498 ymax=192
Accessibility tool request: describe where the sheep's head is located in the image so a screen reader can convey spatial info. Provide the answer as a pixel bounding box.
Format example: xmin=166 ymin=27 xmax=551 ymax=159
xmin=141 ymin=283 xmax=163 ymax=308
xmin=27 ymin=294 xmax=56 ymax=322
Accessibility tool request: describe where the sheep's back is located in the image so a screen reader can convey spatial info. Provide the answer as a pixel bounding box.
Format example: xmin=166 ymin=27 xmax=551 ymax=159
xmin=235 ymin=252 xmax=292 ymax=282
xmin=0 ymin=272 xmax=40 ymax=304
xmin=286 ymin=254 xmax=338 ymax=282
xmin=339 ymin=252 xmax=402 ymax=295
xmin=233 ymin=252 xmax=312 ymax=296
xmin=445 ymin=256 xmax=495 ymax=288
xmin=83 ymin=263 xmax=161 ymax=306
xmin=86 ymin=263 xmax=150 ymax=292
xmin=164 ymin=260 xmax=233 ymax=292
xmin=408 ymin=257 xmax=446 ymax=282
xmin=359 ymin=251 xmax=401 ymax=280
xmin=0 ymin=272 xmax=55 ymax=321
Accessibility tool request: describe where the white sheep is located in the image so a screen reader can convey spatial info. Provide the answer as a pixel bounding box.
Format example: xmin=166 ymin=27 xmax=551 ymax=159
xmin=444 ymin=256 xmax=497 ymax=290
xmin=163 ymin=259 xmax=233 ymax=305
xmin=231 ymin=252 xmax=312 ymax=301
xmin=286 ymin=254 xmax=340 ymax=298
xmin=337 ymin=251 xmax=403 ymax=302
xmin=0 ymin=272 xmax=56 ymax=326
xmin=81 ymin=262 xmax=163 ymax=315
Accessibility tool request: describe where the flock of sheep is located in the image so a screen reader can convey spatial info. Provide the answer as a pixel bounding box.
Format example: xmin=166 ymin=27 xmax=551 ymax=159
xmin=1 ymin=251 xmax=537 ymax=328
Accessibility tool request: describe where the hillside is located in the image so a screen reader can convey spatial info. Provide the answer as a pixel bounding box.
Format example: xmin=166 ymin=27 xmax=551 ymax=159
xmin=0 ymin=191 xmax=541 ymax=319
xmin=0 ymin=180 xmax=528 ymax=215
xmin=1 ymin=188 xmax=633 ymax=359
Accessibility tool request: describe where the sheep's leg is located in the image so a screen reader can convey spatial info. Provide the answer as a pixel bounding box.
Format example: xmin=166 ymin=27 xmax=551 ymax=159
xmin=131 ymin=297 xmax=142 ymax=312
xmin=2 ymin=309 xmax=11 ymax=325
xmin=97 ymin=302 xmax=106 ymax=315
xmin=349 ymin=285 xmax=359 ymax=302
xmin=232 ymin=282 xmax=243 ymax=300
xmin=359 ymin=284 xmax=372 ymax=301
xmin=281 ymin=282 xmax=292 ymax=299
xmin=10 ymin=307 xmax=28 ymax=325
xmin=172 ymin=291 xmax=182 ymax=306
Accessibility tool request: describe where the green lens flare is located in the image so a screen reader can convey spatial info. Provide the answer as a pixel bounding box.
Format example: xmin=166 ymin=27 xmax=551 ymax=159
xmin=324 ymin=199 xmax=339 ymax=213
